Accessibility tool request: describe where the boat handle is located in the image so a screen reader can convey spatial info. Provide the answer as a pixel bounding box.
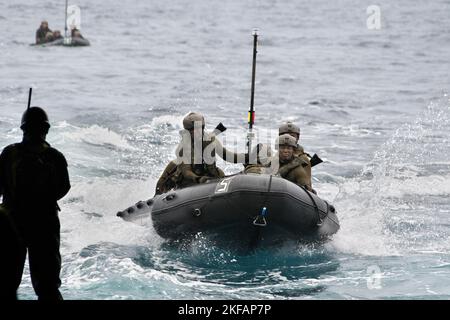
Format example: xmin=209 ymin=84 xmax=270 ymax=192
xmin=164 ymin=194 xmax=176 ymax=201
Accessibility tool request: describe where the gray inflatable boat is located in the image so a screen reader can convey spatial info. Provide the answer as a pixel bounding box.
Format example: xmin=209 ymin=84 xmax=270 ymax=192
xmin=117 ymin=174 xmax=339 ymax=247
xmin=30 ymin=37 xmax=90 ymax=47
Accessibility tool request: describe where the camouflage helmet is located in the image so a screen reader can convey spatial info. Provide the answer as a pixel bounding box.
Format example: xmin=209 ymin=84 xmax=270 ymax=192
xmin=20 ymin=106 xmax=50 ymax=131
xmin=275 ymin=134 xmax=297 ymax=150
xmin=279 ymin=121 xmax=300 ymax=136
xmin=183 ymin=112 xmax=205 ymax=130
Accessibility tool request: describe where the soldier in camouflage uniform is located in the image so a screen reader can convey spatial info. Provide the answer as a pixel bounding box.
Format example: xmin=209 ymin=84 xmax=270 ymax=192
xmin=155 ymin=112 xmax=247 ymax=193
xmin=275 ymin=134 xmax=314 ymax=193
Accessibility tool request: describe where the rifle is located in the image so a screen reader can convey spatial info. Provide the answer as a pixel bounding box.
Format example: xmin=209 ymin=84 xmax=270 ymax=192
xmin=27 ymin=88 xmax=32 ymax=109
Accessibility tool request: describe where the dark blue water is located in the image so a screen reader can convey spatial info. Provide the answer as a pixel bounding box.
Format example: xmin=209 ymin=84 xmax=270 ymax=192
xmin=0 ymin=0 xmax=449 ymax=299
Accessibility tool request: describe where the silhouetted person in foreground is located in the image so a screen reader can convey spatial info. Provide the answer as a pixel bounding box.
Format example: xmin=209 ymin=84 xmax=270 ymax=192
xmin=0 ymin=107 xmax=71 ymax=300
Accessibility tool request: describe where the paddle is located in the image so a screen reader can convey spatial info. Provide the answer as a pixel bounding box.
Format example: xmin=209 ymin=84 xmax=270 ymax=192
xmin=212 ymin=122 xmax=227 ymax=136
xmin=310 ymin=153 xmax=323 ymax=168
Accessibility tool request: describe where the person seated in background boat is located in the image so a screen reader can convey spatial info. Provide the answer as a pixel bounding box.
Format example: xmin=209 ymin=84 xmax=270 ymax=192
xmin=35 ymin=20 xmax=53 ymax=44
xmin=155 ymin=112 xmax=248 ymax=193
xmin=243 ymin=143 xmax=273 ymax=174
xmin=275 ymin=134 xmax=315 ymax=193
xmin=71 ymin=27 xmax=84 ymax=39
xmin=52 ymin=30 xmax=63 ymax=40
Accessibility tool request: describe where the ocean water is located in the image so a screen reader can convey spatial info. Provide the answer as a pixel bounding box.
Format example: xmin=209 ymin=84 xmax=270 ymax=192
xmin=0 ymin=0 xmax=449 ymax=299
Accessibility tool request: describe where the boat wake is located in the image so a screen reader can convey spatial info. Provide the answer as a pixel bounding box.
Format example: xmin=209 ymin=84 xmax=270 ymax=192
xmin=330 ymin=95 xmax=450 ymax=256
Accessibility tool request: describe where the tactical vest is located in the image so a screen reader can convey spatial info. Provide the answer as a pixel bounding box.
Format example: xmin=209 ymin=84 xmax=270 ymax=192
xmin=182 ymin=137 xmax=222 ymax=177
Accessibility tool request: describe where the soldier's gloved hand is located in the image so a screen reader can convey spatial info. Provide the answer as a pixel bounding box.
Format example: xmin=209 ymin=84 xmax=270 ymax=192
xmin=197 ymin=176 xmax=209 ymax=184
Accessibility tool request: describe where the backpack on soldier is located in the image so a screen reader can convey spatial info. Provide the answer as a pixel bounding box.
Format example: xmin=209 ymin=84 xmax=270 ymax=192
xmin=11 ymin=144 xmax=56 ymax=207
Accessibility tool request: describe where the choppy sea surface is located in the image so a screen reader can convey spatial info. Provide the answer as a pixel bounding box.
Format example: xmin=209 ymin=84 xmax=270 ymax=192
xmin=0 ymin=0 xmax=449 ymax=299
